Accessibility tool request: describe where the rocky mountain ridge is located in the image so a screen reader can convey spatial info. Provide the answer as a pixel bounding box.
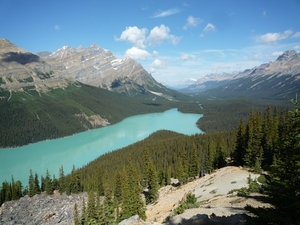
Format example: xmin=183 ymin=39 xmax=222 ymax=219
xmin=0 ymin=38 xmax=178 ymax=100
xmin=181 ymin=50 xmax=300 ymax=99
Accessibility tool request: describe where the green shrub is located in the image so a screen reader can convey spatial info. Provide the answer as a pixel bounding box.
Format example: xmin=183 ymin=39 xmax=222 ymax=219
xmin=174 ymin=193 xmax=199 ymax=215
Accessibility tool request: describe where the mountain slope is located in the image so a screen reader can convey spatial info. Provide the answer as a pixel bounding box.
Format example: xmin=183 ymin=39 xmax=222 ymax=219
xmin=0 ymin=83 xmax=179 ymax=147
xmin=181 ymin=50 xmax=300 ymax=99
xmin=38 ymin=44 xmax=181 ymax=100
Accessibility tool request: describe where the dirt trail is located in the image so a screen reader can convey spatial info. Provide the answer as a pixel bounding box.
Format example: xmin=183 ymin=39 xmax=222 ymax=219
xmin=146 ymin=166 xmax=268 ymax=224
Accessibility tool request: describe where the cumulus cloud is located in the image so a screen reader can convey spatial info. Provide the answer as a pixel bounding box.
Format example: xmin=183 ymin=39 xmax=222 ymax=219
xmin=256 ymin=29 xmax=293 ymax=44
xmin=292 ymin=32 xmax=300 ymax=38
xmin=200 ymin=23 xmax=216 ymax=37
xmin=150 ymin=59 xmax=166 ymax=72
xmin=151 ymin=8 xmax=180 ymax=18
xmin=183 ymin=16 xmax=202 ymax=30
xmin=117 ymin=26 xmax=148 ymax=48
xmin=125 ymin=47 xmax=150 ymax=60
xmin=148 ymin=24 xmax=181 ymax=45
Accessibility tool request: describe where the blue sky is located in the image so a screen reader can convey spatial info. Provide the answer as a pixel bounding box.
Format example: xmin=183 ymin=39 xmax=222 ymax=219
xmin=1 ymin=0 xmax=300 ymax=87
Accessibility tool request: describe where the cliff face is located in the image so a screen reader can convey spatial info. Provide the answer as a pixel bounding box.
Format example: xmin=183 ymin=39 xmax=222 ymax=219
xmin=39 ymin=44 xmax=168 ymax=97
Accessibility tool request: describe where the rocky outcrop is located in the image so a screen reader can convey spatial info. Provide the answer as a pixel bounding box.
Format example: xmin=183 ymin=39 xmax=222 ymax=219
xmin=0 ymin=192 xmax=87 ymax=225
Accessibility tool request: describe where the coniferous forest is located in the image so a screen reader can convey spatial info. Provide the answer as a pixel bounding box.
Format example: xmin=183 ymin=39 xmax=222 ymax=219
xmin=0 ymin=96 xmax=299 ymax=224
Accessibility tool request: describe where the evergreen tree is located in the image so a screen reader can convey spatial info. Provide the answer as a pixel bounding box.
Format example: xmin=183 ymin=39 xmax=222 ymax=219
xmin=59 ymin=165 xmax=66 ymax=194
xmin=28 ymin=169 xmax=35 ymax=197
xmin=243 ymin=110 xmax=264 ymax=171
xmin=44 ymin=169 xmax=53 ymax=195
xmin=146 ymin=161 xmax=159 ymax=204
xmin=73 ymin=203 xmax=80 ymax=225
xmin=103 ymin=184 xmax=116 ymax=224
xmin=245 ymin=97 xmax=300 ymax=224
xmin=143 ymin=150 xmax=159 ymax=204
xmin=34 ymin=173 xmax=41 ymax=195
xmin=189 ymin=143 xmax=200 ymax=177
xmin=86 ymin=190 xmax=96 ymax=222
xmin=70 ymin=165 xmax=81 ymax=194
xmin=234 ymin=118 xmax=246 ymax=165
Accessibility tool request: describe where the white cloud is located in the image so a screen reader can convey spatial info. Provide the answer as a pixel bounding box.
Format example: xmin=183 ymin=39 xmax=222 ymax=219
xmin=200 ymin=23 xmax=216 ymax=37
xmin=151 ymin=8 xmax=180 ymax=18
xmin=183 ymin=16 xmax=202 ymax=30
xmin=262 ymin=10 xmax=267 ymax=16
xmin=256 ymin=29 xmax=293 ymax=44
xmin=292 ymin=32 xmax=300 ymax=38
xmin=117 ymin=26 xmax=148 ymax=48
xmin=294 ymin=45 xmax=300 ymax=50
xmin=150 ymin=59 xmax=166 ymax=72
xmin=54 ymin=25 xmax=60 ymax=30
xmin=148 ymin=24 xmax=181 ymax=46
xmin=125 ymin=47 xmax=150 ymax=60
xmin=267 ymin=51 xmax=284 ymax=58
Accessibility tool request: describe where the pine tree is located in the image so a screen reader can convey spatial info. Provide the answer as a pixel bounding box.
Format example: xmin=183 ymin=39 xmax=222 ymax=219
xmin=44 ymin=170 xmax=53 ymax=195
xmin=245 ymin=96 xmax=300 ymax=224
xmin=143 ymin=150 xmax=159 ymax=204
xmin=28 ymin=169 xmax=35 ymax=197
xmin=58 ymin=165 xmax=65 ymax=195
xmin=34 ymin=173 xmax=41 ymax=195
xmin=70 ymin=165 xmax=81 ymax=194
xmin=86 ymin=190 xmax=96 ymax=222
xmin=103 ymin=184 xmax=116 ymax=224
xmin=73 ymin=203 xmax=80 ymax=225
xmin=234 ymin=118 xmax=246 ymax=165
xmin=189 ymin=143 xmax=200 ymax=178
xmin=243 ymin=110 xmax=264 ymax=171
xmin=146 ymin=159 xmax=159 ymax=204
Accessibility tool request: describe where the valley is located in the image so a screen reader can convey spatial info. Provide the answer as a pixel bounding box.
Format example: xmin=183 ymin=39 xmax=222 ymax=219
xmin=0 ymin=38 xmax=299 ymax=225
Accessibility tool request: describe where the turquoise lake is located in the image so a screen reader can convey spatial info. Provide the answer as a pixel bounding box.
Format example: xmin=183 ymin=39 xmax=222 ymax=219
xmin=0 ymin=109 xmax=203 ymax=186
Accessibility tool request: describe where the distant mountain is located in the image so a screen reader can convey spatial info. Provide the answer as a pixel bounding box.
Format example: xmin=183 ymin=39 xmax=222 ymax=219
xmin=38 ymin=44 xmax=179 ymax=100
xmin=0 ymin=38 xmax=75 ymax=92
xmin=0 ymin=38 xmax=182 ymax=101
xmin=180 ymin=50 xmax=300 ymax=99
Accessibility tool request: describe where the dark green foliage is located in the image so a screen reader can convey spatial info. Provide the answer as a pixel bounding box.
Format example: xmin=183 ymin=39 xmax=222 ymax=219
xmin=174 ymin=193 xmax=199 ymax=215
xmin=44 ymin=169 xmax=53 ymax=195
xmin=58 ymin=165 xmax=65 ymax=194
xmin=245 ymin=96 xmax=300 ymax=224
xmin=70 ymin=165 xmax=81 ymax=194
xmin=0 ymin=83 xmax=181 ymax=148
xmin=143 ymin=150 xmax=159 ymax=204
xmin=73 ymin=203 xmax=80 ymax=225
xmin=0 ymin=176 xmax=22 ymax=205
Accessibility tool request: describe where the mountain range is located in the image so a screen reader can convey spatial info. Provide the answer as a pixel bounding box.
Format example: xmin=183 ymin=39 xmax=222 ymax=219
xmin=180 ymin=50 xmax=300 ymax=99
xmin=0 ymin=38 xmax=178 ymax=101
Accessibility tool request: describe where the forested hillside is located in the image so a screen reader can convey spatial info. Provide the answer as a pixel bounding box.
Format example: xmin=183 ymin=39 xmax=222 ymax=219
xmin=0 ymin=83 xmax=185 ymax=147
